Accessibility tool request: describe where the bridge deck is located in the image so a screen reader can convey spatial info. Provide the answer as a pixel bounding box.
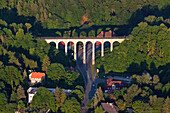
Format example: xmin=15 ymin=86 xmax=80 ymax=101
xmin=39 ymin=37 xmax=127 ymax=39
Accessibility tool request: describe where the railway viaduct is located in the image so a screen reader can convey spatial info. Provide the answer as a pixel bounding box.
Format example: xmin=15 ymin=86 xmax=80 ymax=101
xmin=40 ymin=37 xmax=127 ymax=65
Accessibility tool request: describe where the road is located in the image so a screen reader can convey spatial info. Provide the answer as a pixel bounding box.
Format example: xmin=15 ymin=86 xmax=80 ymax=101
xmin=75 ymin=43 xmax=132 ymax=113
xmin=76 ymin=43 xmax=106 ymax=113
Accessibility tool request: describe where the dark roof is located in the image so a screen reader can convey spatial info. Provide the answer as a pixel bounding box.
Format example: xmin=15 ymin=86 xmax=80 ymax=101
xmin=101 ymin=103 xmax=119 ymax=113
xmin=29 ymin=88 xmax=38 ymax=94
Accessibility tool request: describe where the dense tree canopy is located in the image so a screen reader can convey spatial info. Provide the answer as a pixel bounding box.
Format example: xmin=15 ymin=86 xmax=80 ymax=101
xmin=96 ymin=18 xmax=170 ymax=82
xmin=29 ymin=87 xmax=56 ymax=112
xmin=0 ymin=0 xmax=169 ymax=112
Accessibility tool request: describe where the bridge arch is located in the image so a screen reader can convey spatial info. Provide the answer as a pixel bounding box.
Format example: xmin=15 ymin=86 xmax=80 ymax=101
xmin=41 ymin=36 xmax=127 ymax=65
xmin=113 ymin=41 xmax=120 ymax=48
xmin=58 ymin=41 xmax=66 ymax=54
xmin=67 ymin=41 xmax=74 ymax=56
xmin=49 ymin=41 xmax=56 ymax=48
xmin=104 ymin=41 xmax=111 ymax=55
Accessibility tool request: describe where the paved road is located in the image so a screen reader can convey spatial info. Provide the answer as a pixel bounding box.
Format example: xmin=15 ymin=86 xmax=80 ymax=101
xmin=76 ymin=44 xmax=96 ymax=113
xmin=76 ymin=43 xmax=111 ymax=113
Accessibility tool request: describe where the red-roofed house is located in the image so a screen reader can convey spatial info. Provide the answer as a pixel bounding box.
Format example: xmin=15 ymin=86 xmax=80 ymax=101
xmin=29 ymin=72 xmax=45 ymax=84
xmin=105 ymin=78 xmax=128 ymax=94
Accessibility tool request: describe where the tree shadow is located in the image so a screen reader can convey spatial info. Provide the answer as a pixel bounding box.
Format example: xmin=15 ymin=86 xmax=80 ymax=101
xmin=0 ymin=5 xmax=170 ymax=38
xmin=128 ymin=5 xmax=170 ymax=29
xmin=104 ymin=60 xmax=169 ymax=85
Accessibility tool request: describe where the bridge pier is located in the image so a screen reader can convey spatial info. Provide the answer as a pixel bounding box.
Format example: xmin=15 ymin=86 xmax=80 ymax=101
xmin=92 ymin=43 xmax=95 ymax=65
xmin=74 ymin=43 xmax=77 ymax=60
xmin=110 ymin=42 xmax=113 ymax=52
xmin=83 ymin=42 xmax=86 ymax=64
xmin=56 ymin=42 xmax=58 ymax=49
xmin=101 ymin=42 xmax=104 ymax=57
xmin=43 ymin=37 xmax=126 ymax=65
xmin=65 ymin=42 xmax=67 ymax=55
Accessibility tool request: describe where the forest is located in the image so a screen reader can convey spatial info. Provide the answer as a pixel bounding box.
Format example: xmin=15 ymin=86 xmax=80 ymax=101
xmin=0 ymin=0 xmax=169 ymax=113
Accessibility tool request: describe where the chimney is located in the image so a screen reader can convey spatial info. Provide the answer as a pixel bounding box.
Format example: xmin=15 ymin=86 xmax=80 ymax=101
xmin=107 ymin=102 xmax=108 ymax=104
xmin=112 ymin=105 xmax=113 ymax=108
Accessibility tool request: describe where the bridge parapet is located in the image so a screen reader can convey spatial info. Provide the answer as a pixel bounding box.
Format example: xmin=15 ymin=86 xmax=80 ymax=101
xmin=40 ymin=36 xmax=127 ymax=65
xmin=39 ymin=36 xmax=127 ymax=39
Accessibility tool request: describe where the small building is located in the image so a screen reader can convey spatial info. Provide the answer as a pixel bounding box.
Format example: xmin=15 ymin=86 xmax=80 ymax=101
xmin=105 ymin=78 xmax=128 ymax=94
xmin=27 ymin=87 xmax=72 ymax=103
xmin=141 ymin=70 xmax=152 ymax=80
xmin=29 ymin=72 xmax=45 ymax=84
xmin=101 ymin=102 xmax=119 ymax=113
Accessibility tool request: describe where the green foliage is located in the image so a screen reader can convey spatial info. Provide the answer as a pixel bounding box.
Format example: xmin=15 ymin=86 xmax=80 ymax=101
xmin=42 ymin=55 xmax=50 ymax=72
xmin=163 ymin=97 xmax=170 ymax=113
xmin=70 ymin=86 xmax=84 ymax=104
xmin=112 ymin=90 xmax=121 ymax=99
xmin=61 ymin=97 xmax=81 ymax=113
xmin=132 ymin=100 xmax=152 ymax=113
xmin=6 ymin=103 xmax=17 ymax=113
xmin=162 ymin=83 xmax=170 ymax=97
xmin=65 ymin=71 xmax=80 ymax=86
xmin=95 ymin=105 xmax=104 ymax=113
xmin=0 ymin=93 xmax=7 ymax=112
xmin=96 ymin=20 xmax=170 ymax=75
xmin=123 ymin=84 xmax=141 ymax=107
xmin=94 ymin=87 xmax=104 ymax=108
xmin=29 ymin=87 xmax=56 ymax=112
xmin=149 ymin=95 xmax=164 ymax=112
xmin=5 ymin=66 xmax=22 ymax=89
xmin=25 ymin=23 xmax=32 ymax=32
xmin=54 ymin=87 xmax=67 ymax=110
xmin=0 ymin=1 xmax=169 ymax=112
xmin=17 ymin=100 xmax=25 ymax=111
xmin=47 ymin=63 xmax=66 ymax=81
xmin=116 ymin=99 xmax=126 ymax=111
xmin=114 ymin=73 xmax=169 ymax=111
xmin=10 ymin=91 xmax=17 ymax=102
xmin=87 ymin=98 xmax=94 ymax=110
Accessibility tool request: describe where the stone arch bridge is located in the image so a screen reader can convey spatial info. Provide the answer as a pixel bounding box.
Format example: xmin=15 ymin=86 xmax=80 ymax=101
xmin=39 ymin=37 xmax=127 ymax=65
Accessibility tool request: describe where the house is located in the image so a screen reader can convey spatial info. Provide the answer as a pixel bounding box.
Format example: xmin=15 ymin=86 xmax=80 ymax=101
xmin=29 ymin=72 xmax=45 ymax=84
xmin=27 ymin=87 xmax=72 ymax=103
xmin=141 ymin=70 xmax=152 ymax=80
xmin=101 ymin=102 xmax=119 ymax=113
xmin=105 ymin=78 xmax=128 ymax=94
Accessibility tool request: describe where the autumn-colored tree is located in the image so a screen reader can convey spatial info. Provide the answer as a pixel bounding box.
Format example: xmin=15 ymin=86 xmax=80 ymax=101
xmin=162 ymin=97 xmax=170 ymax=113
xmin=17 ymin=85 xmax=26 ymax=100
xmin=54 ymin=87 xmax=67 ymax=110
xmin=42 ymin=55 xmax=50 ymax=72
xmin=153 ymin=75 xmax=160 ymax=84
xmin=94 ymin=87 xmax=104 ymax=108
xmin=116 ymin=99 xmax=126 ymax=111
